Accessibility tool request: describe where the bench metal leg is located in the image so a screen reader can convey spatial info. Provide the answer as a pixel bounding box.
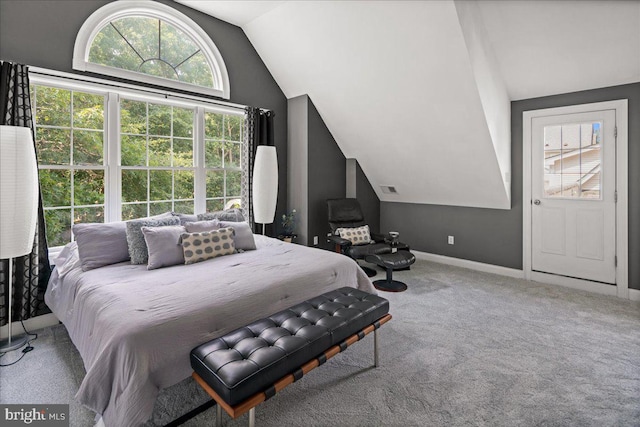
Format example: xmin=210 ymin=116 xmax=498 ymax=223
xmin=374 ymin=329 xmax=379 ymax=367
xmin=216 ymin=403 xmax=222 ymax=426
xmin=249 ymin=408 xmax=255 ymax=427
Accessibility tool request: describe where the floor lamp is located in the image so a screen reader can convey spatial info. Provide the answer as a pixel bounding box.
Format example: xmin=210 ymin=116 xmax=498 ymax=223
xmin=0 ymin=125 xmax=39 ymax=352
xmin=252 ymin=146 xmax=278 ymax=235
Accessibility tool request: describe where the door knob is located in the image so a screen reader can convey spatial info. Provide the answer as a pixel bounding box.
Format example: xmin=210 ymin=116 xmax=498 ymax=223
xmin=533 ymin=199 xmax=541 ymax=205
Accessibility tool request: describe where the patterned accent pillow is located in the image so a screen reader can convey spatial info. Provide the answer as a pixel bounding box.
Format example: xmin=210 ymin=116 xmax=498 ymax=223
xmin=126 ymin=216 xmax=181 ymax=264
xmin=337 ymin=225 xmax=371 ymax=246
xmin=181 ymin=227 xmax=236 ymax=264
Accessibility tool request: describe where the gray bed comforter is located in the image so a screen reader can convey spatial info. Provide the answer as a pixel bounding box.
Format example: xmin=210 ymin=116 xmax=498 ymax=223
xmin=45 ymin=235 xmax=374 ymax=427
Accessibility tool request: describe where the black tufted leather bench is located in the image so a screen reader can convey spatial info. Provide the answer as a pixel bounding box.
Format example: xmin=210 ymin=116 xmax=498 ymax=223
xmin=191 ymin=287 xmax=391 ymax=426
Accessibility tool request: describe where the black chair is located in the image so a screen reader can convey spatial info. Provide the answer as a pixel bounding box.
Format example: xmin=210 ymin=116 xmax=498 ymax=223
xmin=327 ymin=198 xmax=405 ymax=277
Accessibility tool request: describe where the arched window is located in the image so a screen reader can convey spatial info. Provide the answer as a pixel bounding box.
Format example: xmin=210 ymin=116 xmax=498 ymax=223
xmin=73 ymin=1 xmax=230 ymax=99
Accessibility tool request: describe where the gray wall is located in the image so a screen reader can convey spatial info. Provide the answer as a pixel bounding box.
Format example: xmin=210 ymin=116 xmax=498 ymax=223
xmin=287 ymin=96 xmax=380 ymax=250
xmin=287 ymin=95 xmax=309 ymax=244
xmin=0 ymin=0 xmax=289 ymax=219
xmin=307 ymin=99 xmax=346 ymax=250
xmin=356 ymin=162 xmax=380 ymax=234
xmin=382 ymin=82 xmax=639 ymax=290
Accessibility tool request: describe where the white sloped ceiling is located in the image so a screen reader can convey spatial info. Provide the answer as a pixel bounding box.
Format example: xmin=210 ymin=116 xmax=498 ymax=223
xmin=177 ymin=0 xmax=640 ymax=209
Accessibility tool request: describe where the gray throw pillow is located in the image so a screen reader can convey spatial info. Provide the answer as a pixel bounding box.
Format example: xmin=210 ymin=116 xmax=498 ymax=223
xmin=197 ymin=208 xmax=245 ymax=222
xmin=142 ymin=225 xmax=186 ymax=270
xmin=184 ymin=220 xmax=220 ymax=233
xmin=73 ymin=222 xmax=129 ymax=271
xmin=149 ymin=212 xmax=174 ymax=220
xmin=172 ymin=212 xmax=198 ymax=225
xmin=126 ymin=216 xmax=181 ymax=264
xmin=218 ymin=221 xmax=256 ymax=251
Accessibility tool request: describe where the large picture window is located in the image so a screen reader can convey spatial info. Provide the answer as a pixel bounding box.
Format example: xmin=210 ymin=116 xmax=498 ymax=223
xmin=31 ymin=80 xmax=245 ymax=249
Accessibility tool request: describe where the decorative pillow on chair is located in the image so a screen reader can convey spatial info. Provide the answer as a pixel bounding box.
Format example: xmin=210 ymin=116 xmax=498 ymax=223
xmin=126 ymin=216 xmax=181 ymax=264
xmin=181 ymin=227 xmax=236 ymax=264
xmin=337 ymin=225 xmax=371 ymax=246
xmin=142 ymin=225 xmax=186 ymax=270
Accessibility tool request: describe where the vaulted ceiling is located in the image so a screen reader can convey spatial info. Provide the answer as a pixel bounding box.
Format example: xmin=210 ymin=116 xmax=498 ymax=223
xmin=176 ymin=0 xmax=640 ymax=209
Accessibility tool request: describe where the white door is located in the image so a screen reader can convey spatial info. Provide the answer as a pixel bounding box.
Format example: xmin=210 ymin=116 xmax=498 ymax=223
xmin=531 ymin=109 xmax=616 ymax=284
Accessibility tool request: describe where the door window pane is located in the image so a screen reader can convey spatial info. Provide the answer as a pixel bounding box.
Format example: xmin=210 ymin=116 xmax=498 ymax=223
xmin=543 ymin=122 xmax=602 ymax=199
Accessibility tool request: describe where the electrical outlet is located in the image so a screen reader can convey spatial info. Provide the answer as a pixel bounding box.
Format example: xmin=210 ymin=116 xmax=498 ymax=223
xmin=448 ymin=235 xmax=454 ymax=245
xmin=313 ymin=236 xmax=318 ymax=245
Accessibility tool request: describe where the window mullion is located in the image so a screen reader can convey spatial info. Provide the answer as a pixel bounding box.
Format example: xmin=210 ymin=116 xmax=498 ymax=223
xmin=106 ymin=91 xmax=121 ymax=222
xmin=194 ymin=106 xmax=206 ymax=214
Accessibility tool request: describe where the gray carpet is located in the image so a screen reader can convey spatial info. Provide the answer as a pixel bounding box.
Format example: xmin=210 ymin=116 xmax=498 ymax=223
xmin=1 ymin=259 xmax=639 ymax=426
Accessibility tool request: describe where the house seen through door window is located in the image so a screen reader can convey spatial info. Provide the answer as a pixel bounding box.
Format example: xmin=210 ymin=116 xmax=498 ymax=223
xmin=543 ymin=122 xmax=602 ymax=199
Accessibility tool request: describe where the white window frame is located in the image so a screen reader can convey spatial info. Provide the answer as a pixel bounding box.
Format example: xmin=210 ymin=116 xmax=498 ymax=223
xmin=72 ymin=0 xmax=230 ymax=99
xmin=30 ymin=72 xmax=244 ymax=252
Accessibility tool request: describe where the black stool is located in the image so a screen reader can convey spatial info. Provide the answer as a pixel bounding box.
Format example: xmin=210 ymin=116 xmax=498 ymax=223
xmin=365 ymin=251 xmax=416 ymax=292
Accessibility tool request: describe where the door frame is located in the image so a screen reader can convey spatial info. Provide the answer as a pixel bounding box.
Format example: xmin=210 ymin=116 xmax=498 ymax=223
xmin=523 ymin=100 xmax=628 ymax=298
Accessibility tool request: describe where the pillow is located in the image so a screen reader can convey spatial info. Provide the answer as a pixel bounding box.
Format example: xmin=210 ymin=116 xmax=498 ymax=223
xmin=218 ymin=221 xmax=256 ymax=251
xmin=184 ymin=220 xmax=220 ymax=233
xmin=181 ymin=227 xmax=235 ymax=264
xmin=71 ymin=212 xmax=174 ymax=270
xmin=141 ymin=225 xmax=186 ymax=270
xmin=172 ymin=212 xmax=198 ymax=225
xmin=337 ymin=225 xmax=371 ymax=246
xmin=126 ymin=216 xmax=181 ymax=264
xmin=197 ymin=208 xmax=245 ymax=223
xmin=73 ymin=222 xmax=130 ymax=271
xmin=148 ymin=212 xmax=175 ymax=220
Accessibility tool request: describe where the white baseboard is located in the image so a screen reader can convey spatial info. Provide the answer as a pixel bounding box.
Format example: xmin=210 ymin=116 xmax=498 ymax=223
xmin=412 ymin=250 xmax=640 ymax=301
xmin=411 ymin=251 xmax=524 ymax=279
xmin=529 ymin=271 xmax=618 ymax=297
xmin=0 ymin=313 xmax=60 ymax=339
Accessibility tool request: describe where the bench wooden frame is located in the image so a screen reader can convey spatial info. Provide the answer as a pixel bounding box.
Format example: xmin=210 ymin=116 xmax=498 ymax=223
xmin=192 ymin=313 xmax=392 ymax=426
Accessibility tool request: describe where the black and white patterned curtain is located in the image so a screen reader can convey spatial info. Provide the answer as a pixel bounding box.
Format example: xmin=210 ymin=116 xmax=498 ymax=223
xmin=0 ymin=61 xmax=51 ymax=327
xmin=241 ymin=107 xmax=274 ymax=234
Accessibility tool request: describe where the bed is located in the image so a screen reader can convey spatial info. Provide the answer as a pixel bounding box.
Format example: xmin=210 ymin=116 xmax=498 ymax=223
xmin=45 ymin=235 xmax=375 ymax=427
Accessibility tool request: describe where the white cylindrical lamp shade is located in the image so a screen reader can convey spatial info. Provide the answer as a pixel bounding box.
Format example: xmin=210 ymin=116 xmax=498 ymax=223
xmin=0 ymin=125 xmax=39 ymax=259
xmin=252 ymin=146 xmax=278 ymax=224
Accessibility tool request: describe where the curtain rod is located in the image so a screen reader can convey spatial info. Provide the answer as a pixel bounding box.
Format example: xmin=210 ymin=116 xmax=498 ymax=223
xmin=28 ymin=66 xmax=271 ymax=113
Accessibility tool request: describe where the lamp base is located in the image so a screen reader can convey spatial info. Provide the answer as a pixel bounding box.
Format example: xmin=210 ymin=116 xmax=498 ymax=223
xmin=0 ymin=334 xmax=29 ymax=353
